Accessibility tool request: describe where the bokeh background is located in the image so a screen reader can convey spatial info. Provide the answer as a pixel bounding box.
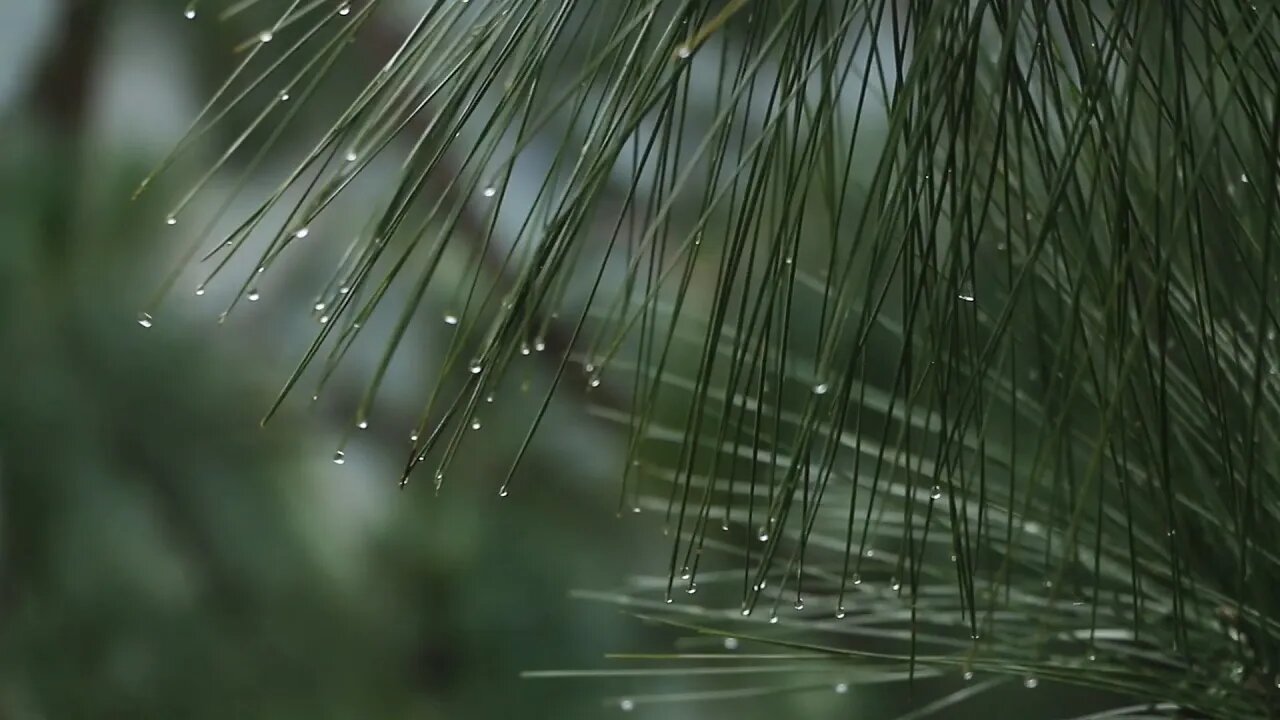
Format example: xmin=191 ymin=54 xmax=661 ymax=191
xmin=0 ymin=2 xmax=1109 ymax=718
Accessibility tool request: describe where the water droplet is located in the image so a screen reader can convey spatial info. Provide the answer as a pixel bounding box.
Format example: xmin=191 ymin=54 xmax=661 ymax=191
xmin=520 ymin=343 xmax=531 ymax=355
xmin=332 ymin=451 xmax=346 ymax=465
xmin=723 ymin=637 xmax=738 ymax=650
xmin=812 ymin=382 xmax=829 ymax=395
xmin=337 ymin=2 xmax=351 ymax=15
xmin=165 ymin=216 xmax=178 ymax=226
xmin=259 ymin=30 xmax=274 ymax=43
xmin=834 ymin=682 xmax=848 ymax=694
xmin=481 ymin=186 xmax=497 ymax=198
xmin=137 ymin=312 xmax=154 ymax=328
xmin=345 ymin=151 xmax=358 ymax=163
xmin=469 ymin=362 xmax=483 ymax=374
xmin=1023 ymin=677 xmax=1038 ymax=689
xmin=740 ymin=608 xmax=751 ymax=616
xmin=293 ymin=227 xmax=310 ymax=239
xmin=768 ymin=614 xmax=779 ymax=624
xmin=957 ymin=293 xmax=975 ymax=302
xmin=314 ymin=302 xmax=326 ymax=311
xmin=409 ymin=431 xmax=419 ymax=443
xmin=619 ymin=698 xmax=635 ymax=712
xmin=247 ymin=289 xmax=261 ymax=302
xmin=852 ymin=574 xmax=862 ymax=585
xmin=757 ymin=530 xmax=769 ymax=542
xmin=319 ymin=315 xmax=330 ymax=324
xmin=443 ymin=313 xmax=459 ymax=325
xmin=184 ymin=5 xmax=197 ymax=20
xmin=680 ymin=568 xmax=691 ymax=580
xmin=930 ymin=485 xmax=942 ymax=500
xmin=357 ymin=420 xmax=368 ymax=430
xmin=485 ymin=394 xmax=494 ymax=403
xmin=1087 ymin=653 xmax=1097 ymax=662
xmin=195 ymin=286 xmax=206 ymax=296
xmin=890 ymin=579 xmax=901 ymax=591
xmin=835 ymin=608 xmax=846 ymax=618
xmin=675 ymin=44 xmax=691 ymax=58
xmin=498 ymin=488 xmax=509 ymax=498
xmin=963 ymin=670 xmax=974 ymax=681
xmin=685 ymin=583 xmax=697 ymax=594
xmin=589 ymin=376 xmax=601 ymax=388
xmin=864 ymin=549 xmax=875 ymax=558
xmin=534 ymin=339 xmax=546 ymax=352
xmin=279 ymin=91 xmax=291 ymax=102
xmin=793 ymin=599 xmax=804 ymax=611
xmin=1241 ymin=173 xmax=1250 ymax=183
xmin=470 ymin=418 xmax=482 ymax=430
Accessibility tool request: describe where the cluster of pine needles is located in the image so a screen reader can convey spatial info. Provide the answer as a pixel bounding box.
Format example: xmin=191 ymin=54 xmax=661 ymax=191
xmin=139 ymin=1 xmax=1280 ymax=716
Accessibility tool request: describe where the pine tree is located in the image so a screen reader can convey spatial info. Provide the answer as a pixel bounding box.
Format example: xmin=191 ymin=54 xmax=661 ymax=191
xmin=141 ymin=1 xmax=1280 ymax=716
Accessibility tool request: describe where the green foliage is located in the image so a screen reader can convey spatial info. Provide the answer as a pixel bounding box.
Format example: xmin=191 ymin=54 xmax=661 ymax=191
xmin=142 ymin=1 xmax=1280 ymax=716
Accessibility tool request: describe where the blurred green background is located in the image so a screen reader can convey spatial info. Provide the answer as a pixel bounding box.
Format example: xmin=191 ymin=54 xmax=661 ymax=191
xmin=0 ymin=2 xmax=1111 ymax=718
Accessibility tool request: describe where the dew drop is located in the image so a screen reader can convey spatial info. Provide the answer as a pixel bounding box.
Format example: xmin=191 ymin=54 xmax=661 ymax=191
xmin=471 ymin=418 xmax=482 ymax=430
xmin=443 ymin=313 xmax=459 ymax=325
xmin=534 ymin=339 xmax=547 ymax=352
xmin=685 ymin=583 xmax=697 ymax=595
xmin=481 ymin=186 xmax=497 ymax=198
xmin=137 ymin=312 xmax=154 ymax=328
xmin=165 ymin=216 xmax=178 ymax=226
xmin=357 ymin=420 xmax=369 ymax=430
xmin=345 ymin=151 xmax=358 ymax=163
xmin=314 ymin=302 xmax=326 ymax=311
xmin=195 ymin=286 xmax=206 ymax=296
xmin=963 ymin=670 xmax=974 ymax=681
xmin=793 ymin=599 xmax=804 ymax=611
xmin=1241 ymin=173 xmax=1250 ymax=183
xmin=337 ymin=3 xmax=351 ymax=15
xmin=409 ymin=431 xmax=419 ymax=443
xmin=259 ymin=30 xmax=274 ymax=43
xmin=957 ymin=293 xmax=975 ymax=302
xmin=332 ymin=451 xmax=346 ymax=465
xmin=319 ymin=315 xmax=330 ymax=324
xmin=485 ymin=394 xmax=494 ymax=403
xmin=834 ymin=683 xmax=848 ymax=694
xmin=835 ymin=608 xmax=846 ymax=619
xmin=768 ymin=614 xmax=779 ymax=625
xmin=293 ymin=227 xmax=310 ymax=239
xmin=469 ymin=362 xmax=483 ymax=374
xmin=930 ymin=485 xmax=942 ymax=500
xmin=812 ymin=382 xmax=829 ymax=395
xmin=184 ymin=6 xmax=197 ymax=20
xmin=279 ymin=91 xmax=291 ymax=102
xmin=1023 ymin=677 xmax=1038 ymax=689
xmin=589 ymin=376 xmax=601 ymax=388
xmin=891 ymin=579 xmax=901 ymax=591
xmin=852 ymin=574 xmax=862 ymax=585
xmin=247 ymin=289 xmax=261 ymax=302
xmin=740 ymin=607 xmax=751 ymax=616
xmin=723 ymin=637 xmax=739 ymax=650
xmin=757 ymin=530 xmax=769 ymax=542
xmin=619 ymin=698 xmax=635 ymax=712
xmin=520 ymin=343 xmax=531 ymax=355
xmin=675 ymin=44 xmax=691 ymax=59
xmin=680 ymin=568 xmax=691 ymax=580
